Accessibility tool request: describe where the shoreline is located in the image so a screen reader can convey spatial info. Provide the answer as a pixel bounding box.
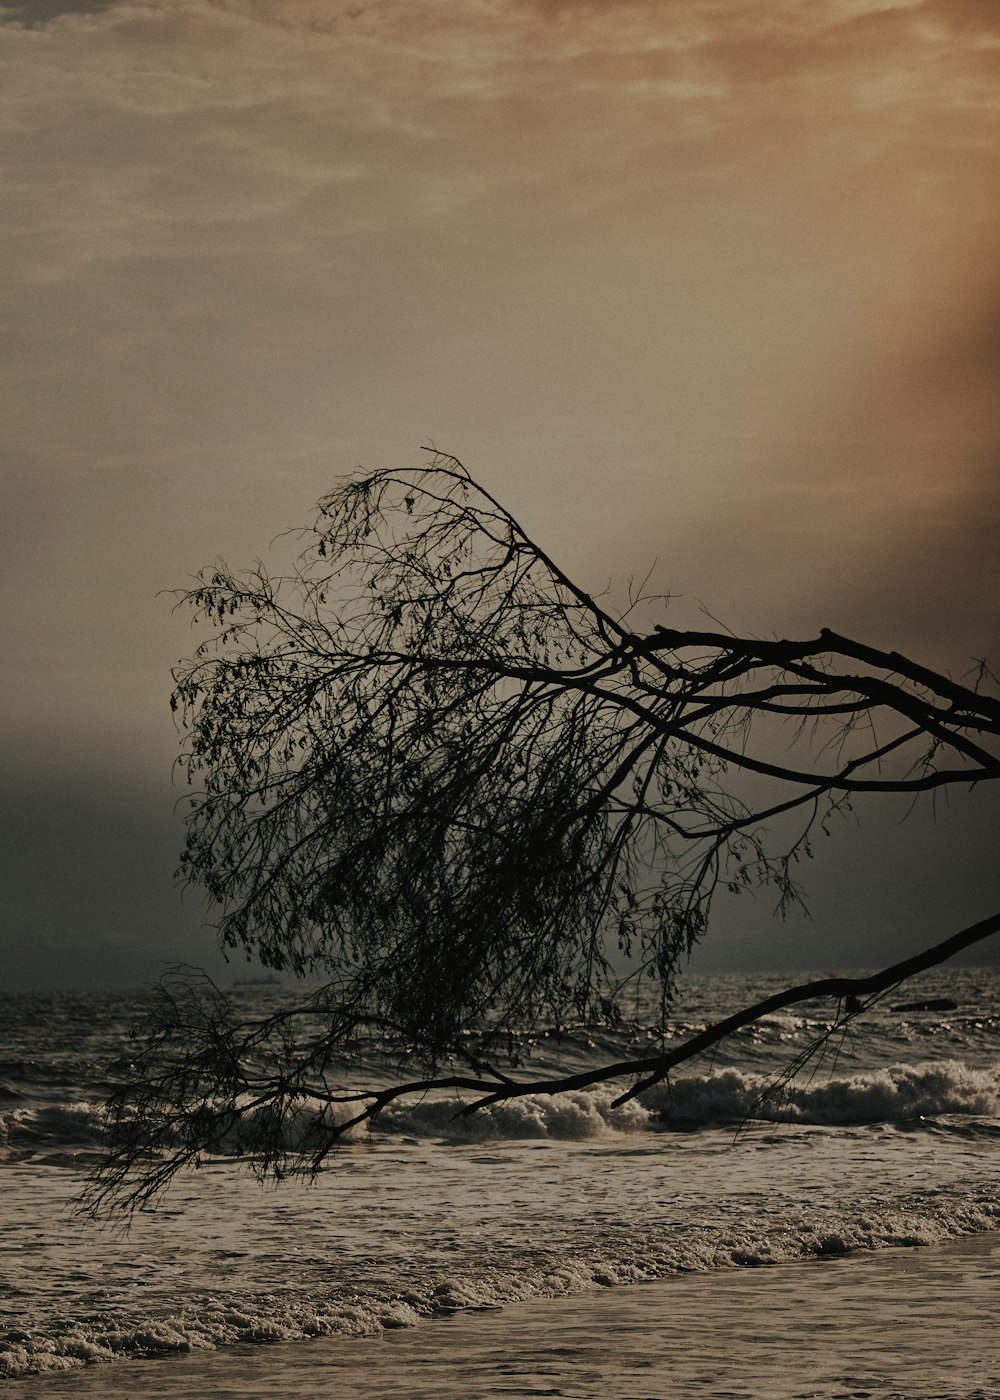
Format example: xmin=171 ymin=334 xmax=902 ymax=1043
xmin=15 ymin=1230 xmax=1000 ymax=1399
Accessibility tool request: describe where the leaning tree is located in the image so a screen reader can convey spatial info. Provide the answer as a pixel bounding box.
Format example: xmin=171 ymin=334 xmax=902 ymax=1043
xmin=87 ymin=453 xmax=1000 ymax=1215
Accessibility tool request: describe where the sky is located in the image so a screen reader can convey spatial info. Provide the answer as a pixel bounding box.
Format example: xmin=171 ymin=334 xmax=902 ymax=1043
xmin=2 ymin=0 xmax=999 ymax=991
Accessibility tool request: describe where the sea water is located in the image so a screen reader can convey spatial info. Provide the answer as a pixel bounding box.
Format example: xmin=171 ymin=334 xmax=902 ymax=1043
xmin=1 ymin=967 xmax=998 ymax=1390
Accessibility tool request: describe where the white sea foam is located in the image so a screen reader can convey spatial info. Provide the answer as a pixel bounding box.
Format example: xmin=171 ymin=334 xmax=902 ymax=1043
xmin=3 ymin=1059 xmax=999 ymax=1160
xmin=371 ymin=1060 xmax=1000 ymax=1139
xmin=3 ymin=972 xmax=998 ymax=1385
xmin=371 ymin=1084 xmax=652 ymax=1141
xmin=3 ymin=1180 xmax=999 ymax=1380
xmin=642 ymin=1060 xmax=1000 ymax=1127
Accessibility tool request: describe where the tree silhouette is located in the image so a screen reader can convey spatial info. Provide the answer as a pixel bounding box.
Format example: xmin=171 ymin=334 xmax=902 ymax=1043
xmin=86 ymin=454 xmax=1000 ymax=1215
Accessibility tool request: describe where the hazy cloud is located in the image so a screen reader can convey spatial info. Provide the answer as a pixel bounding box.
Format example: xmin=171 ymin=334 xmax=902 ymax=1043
xmin=4 ymin=0 xmax=998 ymax=984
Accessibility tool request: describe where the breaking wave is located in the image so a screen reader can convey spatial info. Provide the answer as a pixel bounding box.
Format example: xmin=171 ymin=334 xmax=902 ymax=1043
xmin=3 ymin=1059 xmax=999 ymax=1159
xmin=3 ymin=1188 xmax=999 ymax=1380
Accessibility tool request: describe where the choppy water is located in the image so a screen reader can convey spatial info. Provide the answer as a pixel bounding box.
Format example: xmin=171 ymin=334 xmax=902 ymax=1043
xmin=1 ymin=967 xmax=998 ymax=1384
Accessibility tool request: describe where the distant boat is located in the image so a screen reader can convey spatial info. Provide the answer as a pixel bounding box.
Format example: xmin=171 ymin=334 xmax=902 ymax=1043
xmin=232 ymin=974 xmax=282 ymax=988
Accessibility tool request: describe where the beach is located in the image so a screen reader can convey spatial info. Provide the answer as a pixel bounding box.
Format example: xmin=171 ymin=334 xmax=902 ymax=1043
xmin=3 ymin=970 xmax=999 ymax=1395
xmin=12 ymin=1232 xmax=1000 ymax=1399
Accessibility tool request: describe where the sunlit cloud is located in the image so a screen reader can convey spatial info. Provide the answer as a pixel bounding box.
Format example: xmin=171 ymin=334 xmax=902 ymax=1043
xmin=3 ymin=0 xmax=998 ymax=708
xmin=2 ymin=0 xmax=998 ymax=980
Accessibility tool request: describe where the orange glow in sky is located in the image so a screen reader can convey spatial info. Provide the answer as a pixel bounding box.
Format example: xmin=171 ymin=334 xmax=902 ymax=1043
xmin=2 ymin=0 xmax=998 ymax=984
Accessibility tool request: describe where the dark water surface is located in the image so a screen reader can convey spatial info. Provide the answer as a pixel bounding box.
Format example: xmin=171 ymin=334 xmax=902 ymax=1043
xmin=3 ymin=969 xmax=999 ymax=1386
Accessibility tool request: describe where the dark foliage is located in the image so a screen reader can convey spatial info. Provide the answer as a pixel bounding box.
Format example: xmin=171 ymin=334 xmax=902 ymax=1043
xmin=85 ymin=454 xmax=1000 ymax=1216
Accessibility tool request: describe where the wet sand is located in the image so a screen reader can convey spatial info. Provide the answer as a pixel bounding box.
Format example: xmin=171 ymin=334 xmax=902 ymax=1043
xmin=16 ymin=1231 xmax=1000 ymax=1399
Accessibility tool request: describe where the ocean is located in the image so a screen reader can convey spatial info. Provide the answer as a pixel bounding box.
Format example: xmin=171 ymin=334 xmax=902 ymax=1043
xmin=2 ymin=966 xmax=999 ymax=1395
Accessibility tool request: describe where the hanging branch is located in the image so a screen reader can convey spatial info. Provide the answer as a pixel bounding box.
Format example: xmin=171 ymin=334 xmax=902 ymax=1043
xmin=84 ymin=453 xmax=999 ymax=1217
